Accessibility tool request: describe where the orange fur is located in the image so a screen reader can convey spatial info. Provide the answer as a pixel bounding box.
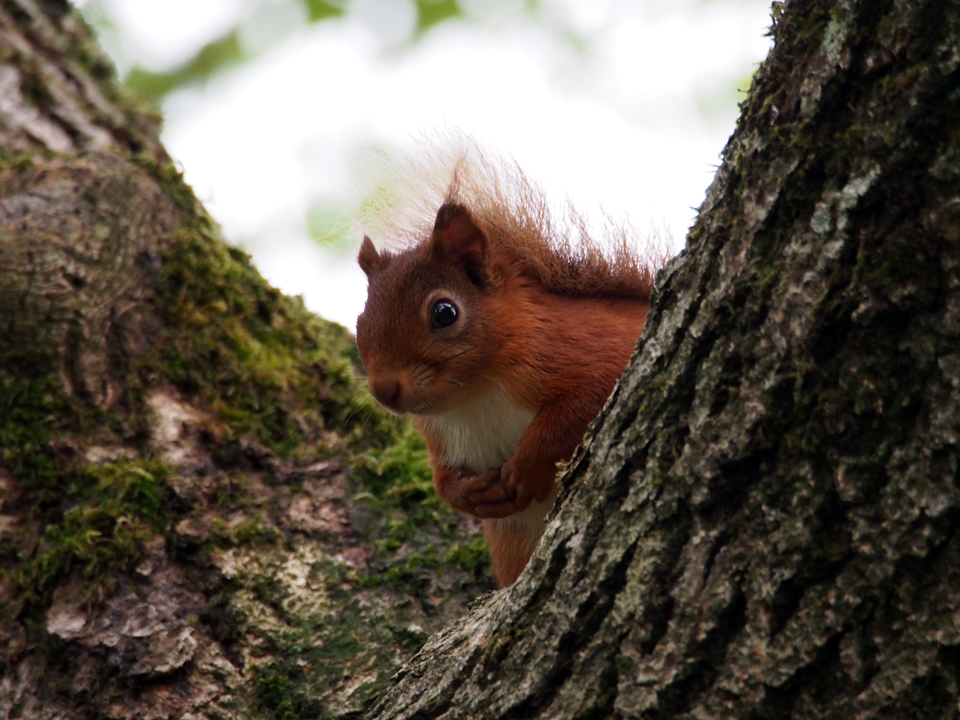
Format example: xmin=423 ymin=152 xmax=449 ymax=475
xmin=356 ymin=157 xmax=662 ymax=587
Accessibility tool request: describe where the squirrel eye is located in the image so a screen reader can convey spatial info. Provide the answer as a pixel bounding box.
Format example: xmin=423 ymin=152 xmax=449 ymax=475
xmin=431 ymin=299 xmax=459 ymax=330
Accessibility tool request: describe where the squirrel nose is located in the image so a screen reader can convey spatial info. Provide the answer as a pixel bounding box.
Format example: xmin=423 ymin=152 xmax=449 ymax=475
xmin=370 ymin=378 xmax=401 ymax=408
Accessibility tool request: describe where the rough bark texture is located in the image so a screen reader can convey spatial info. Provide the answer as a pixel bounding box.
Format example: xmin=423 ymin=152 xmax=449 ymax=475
xmin=5 ymin=0 xmax=960 ymax=718
xmin=0 ymin=2 xmax=492 ymax=719
xmin=0 ymin=0 xmax=173 ymax=406
xmin=367 ymin=0 xmax=960 ymax=717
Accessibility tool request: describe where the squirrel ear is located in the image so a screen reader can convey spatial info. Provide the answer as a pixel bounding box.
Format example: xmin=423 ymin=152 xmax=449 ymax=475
xmin=432 ymin=203 xmax=487 ymax=282
xmin=358 ymin=235 xmax=385 ymax=276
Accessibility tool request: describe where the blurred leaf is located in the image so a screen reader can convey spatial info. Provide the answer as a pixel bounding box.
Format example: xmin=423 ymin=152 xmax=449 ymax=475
xmin=301 ymin=0 xmax=346 ymax=23
xmin=126 ymin=31 xmax=246 ymax=104
xmin=307 ymin=204 xmax=354 ymax=252
xmin=416 ymin=0 xmax=461 ymax=33
xmin=93 ymin=0 xmax=473 ymax=104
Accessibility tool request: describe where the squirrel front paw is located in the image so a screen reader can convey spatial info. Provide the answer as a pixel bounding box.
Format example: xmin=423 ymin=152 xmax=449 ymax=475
xmin=449 ymin=464 xmax=534 ymax=519
xmin=445 ymin=467 xmax=511 ymax=518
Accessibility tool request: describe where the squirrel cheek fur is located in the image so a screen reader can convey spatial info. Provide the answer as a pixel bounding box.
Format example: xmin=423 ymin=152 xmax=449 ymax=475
xmin=357 ymin=200 xmax=653 ymax=587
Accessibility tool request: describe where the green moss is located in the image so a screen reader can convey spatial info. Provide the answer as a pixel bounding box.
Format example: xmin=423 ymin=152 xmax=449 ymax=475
xmin=209 ymin=515 xmax=284 ymax=548
xmin=144 ymin=226 xmax=378 ymax=458
xmin=250 ymin=573 xmax=290 ymax=611
xmin=0 ymin=153 xmax=36 ymax=173
xmin=0 ymin=350 xmax=187 ymax=699
xmin=445 ymin=536 xmax=492 ymax=576
xmin=352 ymin=423 xmax=435 ymax=506
xmin=0 ymin=350 xmax=188 ymax=711
xmin=0 ymin=350 xmax=63 ymax=493
xmin=350 ymin=422 xmax=491 ymax=591
xmin=13 ymin=458 xmax=177 ymax=613
xmin=251 ymin=559 xmax=419 ymax=719
xmin=254 ymin=661 xmax=329 ymax=720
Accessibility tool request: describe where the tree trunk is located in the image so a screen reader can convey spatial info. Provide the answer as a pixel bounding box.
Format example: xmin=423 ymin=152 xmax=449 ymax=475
xmin=4 ymin=0 xmax=960 ymax=719
xmin=0 ymin=3 xmax=492 ymax=719
xmin=367 ymin=0 xmax=960 ymax=717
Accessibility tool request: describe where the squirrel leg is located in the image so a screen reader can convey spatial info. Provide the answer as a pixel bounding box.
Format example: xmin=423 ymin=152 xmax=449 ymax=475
xmin=490 ymin=394 xmax=605 ymax=513
xmin=482 ymin=515 xmax=543 ymax=586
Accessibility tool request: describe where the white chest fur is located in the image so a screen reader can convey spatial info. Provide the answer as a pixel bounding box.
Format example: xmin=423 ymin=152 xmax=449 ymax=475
xmin=417 ymin=385 xmax=534 ymax=473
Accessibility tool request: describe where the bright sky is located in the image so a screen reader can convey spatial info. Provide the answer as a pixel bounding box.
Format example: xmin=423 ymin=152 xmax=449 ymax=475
xmin=85 ymin=0 xmax=773 ymax=329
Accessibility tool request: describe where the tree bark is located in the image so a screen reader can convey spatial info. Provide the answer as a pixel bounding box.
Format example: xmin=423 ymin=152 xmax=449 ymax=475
xmin=5 ymin=0 xmax=960 ymax=719
xmin=367 ymin=0 xmax=960 ymax=717
xmin=0 ymin=3 xmax=492 ymax=719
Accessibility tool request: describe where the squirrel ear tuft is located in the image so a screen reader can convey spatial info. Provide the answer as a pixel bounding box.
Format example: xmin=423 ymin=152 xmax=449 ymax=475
xmin=432 ymin=204 xmax=487 ymax=282
xmin=358 ymin=235 xmax=385 ymax=276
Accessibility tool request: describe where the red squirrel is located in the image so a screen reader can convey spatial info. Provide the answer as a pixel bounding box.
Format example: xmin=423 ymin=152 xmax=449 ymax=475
xmin=356 ymin=161 xmax=659 ymax=586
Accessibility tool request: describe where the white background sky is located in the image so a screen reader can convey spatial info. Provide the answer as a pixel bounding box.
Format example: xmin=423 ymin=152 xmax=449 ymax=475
xmin=82 ymin=0 xmax=774 ymax=329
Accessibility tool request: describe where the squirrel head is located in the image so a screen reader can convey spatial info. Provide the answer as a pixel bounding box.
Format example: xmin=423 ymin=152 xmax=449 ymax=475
xmin=356 ymin=203 xmax=506 ymax=416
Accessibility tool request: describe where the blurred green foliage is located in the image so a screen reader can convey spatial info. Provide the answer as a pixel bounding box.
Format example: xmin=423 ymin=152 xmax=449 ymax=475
xmin=416 ymin=0 xmax=460 ymax=33
xmin=82 ymin=0 xmax=475 ymax=104
xmin=126 ymin=30 xmax=246 ymax=103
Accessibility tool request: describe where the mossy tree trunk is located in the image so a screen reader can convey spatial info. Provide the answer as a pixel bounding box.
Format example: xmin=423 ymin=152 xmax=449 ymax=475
xmin=367 ymin=0 xmax=960 ymax=717
xmin=0 ymin=3 xmax=492 ymax=719
xmin=4 ymin=0 xmax=960 ymax=719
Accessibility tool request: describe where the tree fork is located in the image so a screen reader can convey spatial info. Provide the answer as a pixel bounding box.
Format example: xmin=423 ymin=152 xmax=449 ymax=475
xmin=2 ymin=0 xmax=959 ymax=717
